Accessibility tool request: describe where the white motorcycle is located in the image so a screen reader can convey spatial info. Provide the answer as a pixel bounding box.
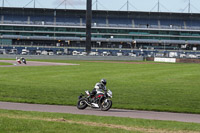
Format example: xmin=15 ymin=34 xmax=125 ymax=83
xmin=77 ymin=89 xmax=112 ymax=111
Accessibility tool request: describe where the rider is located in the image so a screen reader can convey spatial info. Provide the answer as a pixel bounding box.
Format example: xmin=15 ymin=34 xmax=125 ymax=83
xmin=16 ymin=57 xmax=21 ymax=64
xmin=20 ymin=57 xmax=25 ymax=61
xmin=90 ymin=79 xmax=107 ymax=101
xmin=20 ymin=57 xmax=26 ymax=64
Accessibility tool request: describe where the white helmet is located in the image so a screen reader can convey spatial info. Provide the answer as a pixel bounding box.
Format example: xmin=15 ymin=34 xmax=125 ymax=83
xmin=100 ymin=79 xmax=107 ymax=85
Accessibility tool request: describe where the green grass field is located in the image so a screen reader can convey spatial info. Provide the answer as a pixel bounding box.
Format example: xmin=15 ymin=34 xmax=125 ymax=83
xmin=0 ymin=62 xmax=12 ymax=65
xmin=0 ymin=59 xmax=200 ymax=113
xmin=1 ymin=109 xmax=200 ymax=133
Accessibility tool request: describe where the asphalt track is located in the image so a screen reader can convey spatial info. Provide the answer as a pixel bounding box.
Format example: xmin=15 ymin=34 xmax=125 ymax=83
xmin=0 ymin=102 xmax=200 ymax=124
xmin=0 ymin=60 xmax=79 ymax=67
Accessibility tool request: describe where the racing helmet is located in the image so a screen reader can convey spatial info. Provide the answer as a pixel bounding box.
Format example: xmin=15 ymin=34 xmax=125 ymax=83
xmin=100 ymin=79 xmax=107 ymax=85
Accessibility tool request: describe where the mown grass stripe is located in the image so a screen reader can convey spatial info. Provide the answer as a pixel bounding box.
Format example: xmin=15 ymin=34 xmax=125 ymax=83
xmin=0 ymin=113 xmax=197 ymax=133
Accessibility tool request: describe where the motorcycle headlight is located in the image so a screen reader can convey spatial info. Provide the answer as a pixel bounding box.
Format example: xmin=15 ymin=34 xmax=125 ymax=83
xmin=107 ymin=90 xmax=112 ymax=98
xmin=85 ymin=91 xmax=90 ymax=96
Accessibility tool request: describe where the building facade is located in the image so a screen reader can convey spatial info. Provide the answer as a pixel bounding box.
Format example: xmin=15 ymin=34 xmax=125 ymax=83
xmin=0 ymin=7 xmax=200 ymax=51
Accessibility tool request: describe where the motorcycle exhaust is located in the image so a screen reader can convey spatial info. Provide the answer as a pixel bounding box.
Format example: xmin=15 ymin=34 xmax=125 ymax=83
xmin=84 ymin=101 xmax=92 ymax=107
xmin=84 ymin=101 xmax=99 ymax=108
xmin=91 ymin=103 xmax=99 ymax=108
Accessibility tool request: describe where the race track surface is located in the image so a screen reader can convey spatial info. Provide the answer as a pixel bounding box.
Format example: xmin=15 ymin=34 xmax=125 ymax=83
xmin=0 ymin=102 xmax=200 ymax=123
xmin=0 ymin=60 xmax=79 ymax=67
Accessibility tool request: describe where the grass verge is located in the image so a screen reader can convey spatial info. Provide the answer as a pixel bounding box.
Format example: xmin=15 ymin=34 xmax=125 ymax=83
xmin=0 ymin=62 xmax=12 ymax=65
xmin=0 ymin=109 xmax=200 ymax=133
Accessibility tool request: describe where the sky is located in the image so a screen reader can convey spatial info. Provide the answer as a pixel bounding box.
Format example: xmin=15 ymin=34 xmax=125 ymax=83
xmin=1 ymin=0 xmax=200 ymax=13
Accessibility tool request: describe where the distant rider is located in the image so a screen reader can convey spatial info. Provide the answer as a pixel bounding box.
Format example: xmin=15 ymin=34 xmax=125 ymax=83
xmin=90 ymin=79 xmax=107 ymax=100
xmin=20 ymin=57 xmax=26 ymax=64
xmin=16 ymin=57 xmax=21 ymax=64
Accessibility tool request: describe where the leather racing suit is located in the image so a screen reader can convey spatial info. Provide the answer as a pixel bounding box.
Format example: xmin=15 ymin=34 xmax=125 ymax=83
xmin=90 ymin=82 xmax=107 ymax=98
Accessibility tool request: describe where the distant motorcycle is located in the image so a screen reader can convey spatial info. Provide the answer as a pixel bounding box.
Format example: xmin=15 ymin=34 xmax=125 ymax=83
xmin=21 ymin=58 xmax=26 ymax=64
xmin=17 ymin=59 xmax=21 ymax=64
xmin=77 ymin=89 xmax=112 ymax=111
xmin=16 ymin=57 xmax=21 ymax=64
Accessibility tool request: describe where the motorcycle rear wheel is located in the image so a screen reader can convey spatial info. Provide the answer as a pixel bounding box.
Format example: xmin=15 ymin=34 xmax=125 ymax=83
xmin=77 ymin=98 xmax=88 ymax=110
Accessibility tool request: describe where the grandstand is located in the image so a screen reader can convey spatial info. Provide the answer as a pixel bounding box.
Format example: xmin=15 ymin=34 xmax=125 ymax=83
xmin=0 ymin=7 xmax=200 ymax=56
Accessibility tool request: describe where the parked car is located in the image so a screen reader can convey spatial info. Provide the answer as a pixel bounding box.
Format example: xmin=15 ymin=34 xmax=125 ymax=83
xmin=21 ymin=49 xmax=29 ymax=55
xmin=72 ymin=51 xmax=80 ymax=55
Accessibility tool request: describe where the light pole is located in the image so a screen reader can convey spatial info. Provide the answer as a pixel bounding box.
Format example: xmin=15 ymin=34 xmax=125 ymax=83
xmin=86 ymin=0 xmax=92 ymax=54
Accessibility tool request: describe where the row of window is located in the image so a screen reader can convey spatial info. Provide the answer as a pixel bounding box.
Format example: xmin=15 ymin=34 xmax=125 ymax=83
xmin=1 ymin=25 xmax=200 ymax=41
xmin=1 ymin=25 xmax=200 ymax=36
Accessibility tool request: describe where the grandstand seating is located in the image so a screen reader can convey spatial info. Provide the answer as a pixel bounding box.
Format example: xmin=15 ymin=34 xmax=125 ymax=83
xmin=92 ymin=17 xmax=106 ymax=25
xmin=2 ymin=11 xmax=200 ymax=31
xmin=1 ymin=8 xmax=200 ymax=52
xmin=159 ymin=19 xmax=184 ymax=29
xmin=30 ymin=15 xmax=54 ymax=22
xmin=108 ymin=18 xmax=132 ymax=27
xmin=134 ymin=19 xmax=158 ymax=27
xmin=56 ymin=17 xmax=80 ymax=24
xmin=1 ymin=8 xmax=200 ymax=31
xmin=186 ymin=20 xmax=200 ymax=27
xmin=4 ymin=15 xmax=27 ymax=21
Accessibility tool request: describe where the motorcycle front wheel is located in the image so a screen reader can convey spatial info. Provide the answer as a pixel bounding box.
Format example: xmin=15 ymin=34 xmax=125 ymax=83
xmin=100 ymin=99 xmax=112 ymax=111
xmin=77 ymin=98 xmax=88 ymax=110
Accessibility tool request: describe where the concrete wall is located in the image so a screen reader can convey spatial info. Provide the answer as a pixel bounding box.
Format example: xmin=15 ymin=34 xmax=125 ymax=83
xmin=0 ymin=55 xmax=144 ymax=61
xmin=176 ymin=58 xmax=200 ymax=63
xmin=146 ymin=57 xmax=154 ymax=61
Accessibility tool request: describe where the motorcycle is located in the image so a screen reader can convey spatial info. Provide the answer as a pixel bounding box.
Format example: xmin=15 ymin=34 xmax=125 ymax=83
xmin=77 ymin=89 xmax=112 ymax=111
xmin=16 ymin=57 xmax=21 ymax=64
xmin=21 ymin=58 xmax=26 ymax=64
xmin=17 ymin=59 xmax=21 ymax=64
